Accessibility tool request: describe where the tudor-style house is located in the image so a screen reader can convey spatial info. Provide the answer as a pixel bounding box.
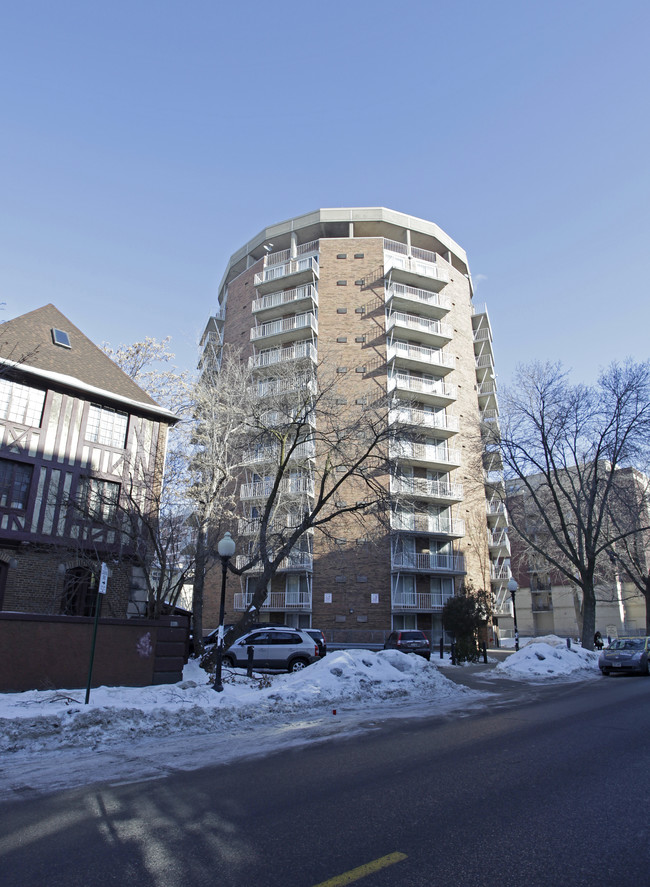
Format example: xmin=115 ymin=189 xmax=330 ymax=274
xmin=0 ymin=304 xmax=177 ymax=617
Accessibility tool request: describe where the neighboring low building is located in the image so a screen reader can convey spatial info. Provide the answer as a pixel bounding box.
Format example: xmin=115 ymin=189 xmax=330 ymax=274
xmin=0 ymin=304 xmax=177 ymax=618
xmin=504 ymin=467 xmax=649 ymax=641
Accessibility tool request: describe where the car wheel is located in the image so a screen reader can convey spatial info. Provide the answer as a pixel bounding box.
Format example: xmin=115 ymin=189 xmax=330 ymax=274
xmin=644 ymin=659 xmax=650 ymax=676
xmin=289 ymin=658 xmax=309 ymax=672
xmin=600 ymin=668 xmax=610 ymax=676
xmin=222 ymin=655 xmax=235 ymax=668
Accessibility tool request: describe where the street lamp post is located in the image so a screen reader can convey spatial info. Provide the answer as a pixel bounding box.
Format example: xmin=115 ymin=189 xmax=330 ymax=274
xmin=213 ymin=531 xmax=236 ymax=692
xmin=507 ymin=577 xmax=519 ymax=651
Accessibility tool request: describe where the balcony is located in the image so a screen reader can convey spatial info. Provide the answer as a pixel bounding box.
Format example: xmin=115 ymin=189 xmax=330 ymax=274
xmin=390 ymin=440 xmax=461 ymax=470
xmin=250 ymin=312 xmax=318 ymax=346
xmin=391 ymin=552 xmax=466 ymax=574
xmin=391 ymin=476 xmax=464 ymax=503
xmin=254 ymin=256 xmax=319 ymax=293
xmin=252 ymin=284 xmax=318 ymax=319
xmin=254 ymin=375 xmax=316 ymax=399
xmin=242 ymin=440 xmax=316 ymax=467
xmin=390 ymin=512 xmax=466 ymax=537
xmin=480 ymin=409 xmax=500 ymax=433
xmin=387 ymin=340 xmax=455 ymax=375
xmin=233 ymin=589 xmax=312 ymax=611
xmin=475 ymin=353 xmax=495 ymax=379
xmin=389 ymin=406 xmax=459 ymax=437
xmin=486 ymin=499 xmax=508 ymax=526
xmin=390 ymin=591 xmax=454 ymax=612
xmin=234 ymin=551 xmax=313 ymax=574
xmin=240 ymin=474 xmax=315 ymax=501
xmin=488 ymin=530 xmax=511 ymax=556
xmin=388 ymin=373 xmax=457 ymax=406
xmin=490 ymin=563 xmax=512 ymax=583
xmin=386 ymin=312 xmax=452 ymax=346
xmin=383 ymin=241 xmax=450 ymax=291
xmin=248 ymin=341 xmax=317 ymax=371
xmin=385 ymin=282 xmax=451 ymax=318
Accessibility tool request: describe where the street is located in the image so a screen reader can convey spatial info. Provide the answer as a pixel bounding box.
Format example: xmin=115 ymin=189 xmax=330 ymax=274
xmin=1 ymin=671 xmax=649 ymax=887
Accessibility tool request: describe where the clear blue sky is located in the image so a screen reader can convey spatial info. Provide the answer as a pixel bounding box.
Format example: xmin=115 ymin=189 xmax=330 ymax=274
xmin=1 ymin=0 xmax=648 ymax=385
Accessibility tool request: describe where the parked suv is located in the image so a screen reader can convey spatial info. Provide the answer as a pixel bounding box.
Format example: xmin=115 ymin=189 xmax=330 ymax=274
xmin=305 ymin=628 xmax=327 ymax=657
xmin=222 ymin=627 xmax=320 ymax=673
xmin=384 ymin=630 xmax=431 ymax=661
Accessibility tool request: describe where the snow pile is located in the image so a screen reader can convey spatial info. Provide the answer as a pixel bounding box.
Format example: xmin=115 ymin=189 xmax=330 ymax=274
xmin=0 ymin=650 xmax=477 ymax=755
xmin=494 ymin=637 xmax=599 ymax=679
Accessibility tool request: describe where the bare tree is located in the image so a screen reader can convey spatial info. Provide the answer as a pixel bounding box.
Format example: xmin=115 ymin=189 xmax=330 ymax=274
xmin=500 ymin=360 xmax=650 ymax=649
xmin=187 ymin=348 xmax=257 ymax=651
xmin=200 ymin=353 xmax=397 ymax=664
xmin=603 ymin=468 xmax=650 ymax=632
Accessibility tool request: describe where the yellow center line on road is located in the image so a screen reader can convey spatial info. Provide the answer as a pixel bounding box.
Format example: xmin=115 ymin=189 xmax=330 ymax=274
xmin=310 ymin=852 xmax=408 ymax=887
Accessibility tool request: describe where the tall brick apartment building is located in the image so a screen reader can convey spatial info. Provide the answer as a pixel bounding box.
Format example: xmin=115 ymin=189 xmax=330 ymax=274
xmin=200 ymin=208 xmax=511 ymax=640
xmin=0 ymin=304 xmax=177 ymax=618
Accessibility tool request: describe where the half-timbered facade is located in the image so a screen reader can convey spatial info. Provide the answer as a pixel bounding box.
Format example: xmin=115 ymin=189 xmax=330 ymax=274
xmin=0 ymin=304 xmax=177 ymax=617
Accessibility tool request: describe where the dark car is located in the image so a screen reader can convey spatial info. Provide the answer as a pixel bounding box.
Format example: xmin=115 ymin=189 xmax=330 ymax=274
xmin=599 ymin=636 xmax=650 ymax=675
xmin=384 ymin=630 xmax=431 ymax=661
xmin=222 ymin=627 xmax=320 ymax=673
xmin=305 ymin=628 xmax=327 ymax=657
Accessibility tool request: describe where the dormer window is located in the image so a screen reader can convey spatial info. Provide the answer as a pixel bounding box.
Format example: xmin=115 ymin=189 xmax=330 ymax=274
xmin=51 ymin=328 xmax=71 ymax=348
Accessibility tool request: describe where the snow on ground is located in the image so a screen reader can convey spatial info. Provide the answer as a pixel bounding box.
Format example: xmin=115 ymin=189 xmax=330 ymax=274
xmin=0 ymin=650 xmax=478 ymax=756
xmin=0 ymin=640 xmax=601 ymax=799
xmin=493 ymin=636 xmax=600 ymax=679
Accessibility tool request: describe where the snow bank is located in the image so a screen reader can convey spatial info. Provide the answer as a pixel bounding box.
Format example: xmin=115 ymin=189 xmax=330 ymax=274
xmin=0 ymin=650 xmax=478 ymax=755
xmin=494 ymin=636 xmax=600 ymax=678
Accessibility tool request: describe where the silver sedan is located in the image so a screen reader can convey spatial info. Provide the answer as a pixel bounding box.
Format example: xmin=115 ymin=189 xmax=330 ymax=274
xmin=599 ymin=637 xmax=650 ymax=676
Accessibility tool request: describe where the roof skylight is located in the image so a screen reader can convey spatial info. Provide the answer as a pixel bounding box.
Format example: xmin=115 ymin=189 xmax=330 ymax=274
xmin=51 ymin=328 xmax=71 ymax=348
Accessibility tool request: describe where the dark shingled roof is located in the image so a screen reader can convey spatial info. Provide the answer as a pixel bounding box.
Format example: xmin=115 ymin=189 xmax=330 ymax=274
xmin=0 ymin=304 xmax=161 ymax=409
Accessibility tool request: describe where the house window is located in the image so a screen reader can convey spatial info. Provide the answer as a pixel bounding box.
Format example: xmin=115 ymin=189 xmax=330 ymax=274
xmin=77 ymin=477 xmax=120 ymax=522
xmin=0 ymin=459 xmax=33 ymax=509
xmin=0 ymin=379 xmax=46 ymax=426
xmin=86 ymin=405 xmax=128 ymax=448
xmin=60 ymin=567 xmax=98 ymax=617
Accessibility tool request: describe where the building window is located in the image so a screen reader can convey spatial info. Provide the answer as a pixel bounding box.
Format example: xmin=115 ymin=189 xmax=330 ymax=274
xmin=0 ymin=459 xmax=33 ymax=509
xmin=86 ymin=405 xmax=128 ymax=448
xmin=0 ymin=379 xmax=46 ymax=427
xmin=60 ymin=567 xmax=98 ymax=617
xmin=77 ymin=477 xmax=120 ymax=522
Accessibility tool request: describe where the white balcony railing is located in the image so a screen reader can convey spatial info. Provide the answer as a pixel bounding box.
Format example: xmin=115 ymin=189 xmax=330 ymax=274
xmin=254 ymin=256 xmax=319 ymax=287
xmin=252 ymin=284 xmax=318 ymax=315
xmin=389 ymin=406 xmax=460 ymax=434
xmin=242 ymin=440 xmax=316 ymax=466
xmin=234 ymin=590 xmax=312 ymax=610
xmin=391 ymin=552 xmax=466 ymax=573
xmin=391 ymin=591 xmax=454 ymax=611
xmin=251 ymin=312 xmax=318 ymax=342
xmin=387 ymin=312 xmax=452 ymax=341
xmin=387 ymin=341 xmax=455 ymax=372
xmin=488 ymin=530 xmax=511 ymax=551
xmin=490 ymin=563 xmax=512 ymax=582
xmin=391 ymin=476 xmax=464 ymax=501
xmin=389 ymin=373 xmax=457 ymax=401
xmin=391 ymin=514 xmax=466 ymax=536
xmin=254 ymin=374 xmax=316 ymax=398
xmin=390 ymin=440 xmax=461 ymax=467
xmin=478 ymin=380 xmax=498 ymax=397
xmin=240 ymin=475 xmax=315 ymax=501
xmin=234 ymin=552 xmax=313 ymax=573
xmin=386 ymin=282 xmax=452 ymax=314
xmin=248 ymin=341 xmax=317 ymax=370
xmin=384 ymin=248 xmax=450 ymax=287
xmin=473 ymin=327 xmax=492 ymax=344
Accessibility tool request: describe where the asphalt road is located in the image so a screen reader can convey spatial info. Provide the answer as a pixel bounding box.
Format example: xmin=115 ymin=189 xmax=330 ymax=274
xmin=2 ymin=671 xmax=649 ymax=887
